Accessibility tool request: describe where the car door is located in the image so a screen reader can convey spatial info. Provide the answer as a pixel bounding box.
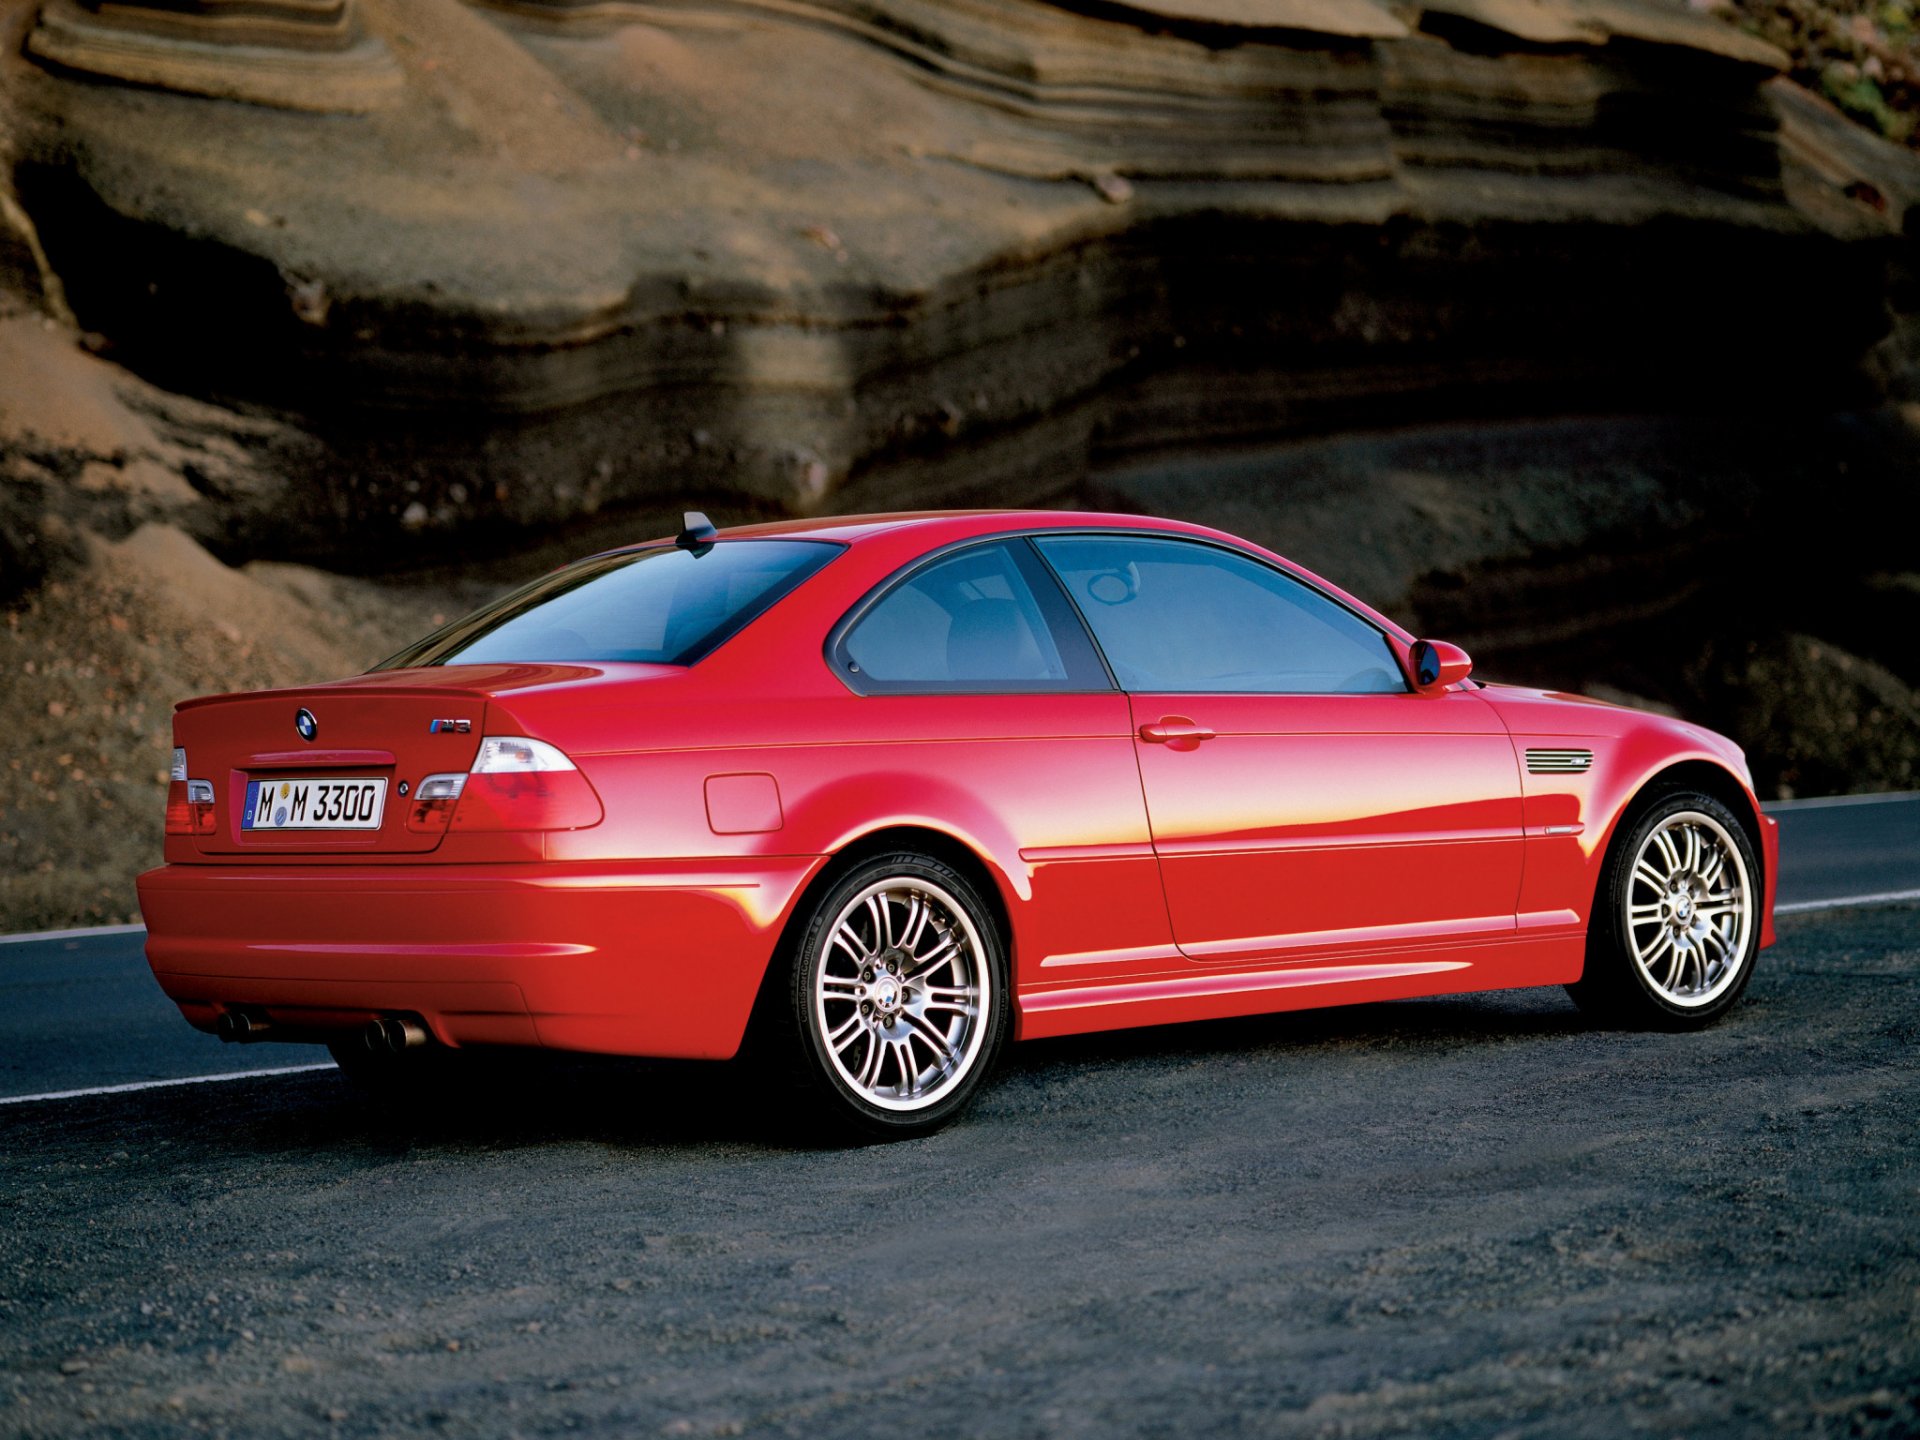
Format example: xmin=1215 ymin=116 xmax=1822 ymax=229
xmin=1031 ymin=533 xmax=1525 ymax=967
xmin=818 ymin=537 xmax=1181 ymax=988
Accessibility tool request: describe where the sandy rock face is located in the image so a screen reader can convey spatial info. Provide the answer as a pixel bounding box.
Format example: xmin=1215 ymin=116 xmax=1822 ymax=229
xmin=2 ymin=0 xmax=1916 ymax=557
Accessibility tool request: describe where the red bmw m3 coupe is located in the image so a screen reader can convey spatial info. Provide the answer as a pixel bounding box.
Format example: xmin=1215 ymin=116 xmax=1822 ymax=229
xmin=139 ymin=510 xmax=1778 ymax=1138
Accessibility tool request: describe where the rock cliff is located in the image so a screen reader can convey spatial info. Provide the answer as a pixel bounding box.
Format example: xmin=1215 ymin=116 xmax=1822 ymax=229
xmin=3 ymin=0 xmax=1917 ymax=558
xmin=4 ymin=0 xmax=1920 ymax=929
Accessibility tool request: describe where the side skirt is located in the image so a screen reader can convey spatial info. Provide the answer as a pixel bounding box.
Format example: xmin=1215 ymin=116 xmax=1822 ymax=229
xmin=1014 ymin=934 xmax=1585 ymax=1041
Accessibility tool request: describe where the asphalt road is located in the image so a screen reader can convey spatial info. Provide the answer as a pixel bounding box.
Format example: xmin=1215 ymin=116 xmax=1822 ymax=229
xmin=0 ymin=907 xmax=1915 ymax=1437
xmin=2 ymin=794 xmax=1914 ymax=1104
xmin=0 ymin=797 xmax=1914 ymax=1439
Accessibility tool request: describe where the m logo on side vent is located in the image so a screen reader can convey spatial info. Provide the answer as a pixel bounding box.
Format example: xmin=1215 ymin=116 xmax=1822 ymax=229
xmin=1526 ymin=748 xmax=1593 ymax=774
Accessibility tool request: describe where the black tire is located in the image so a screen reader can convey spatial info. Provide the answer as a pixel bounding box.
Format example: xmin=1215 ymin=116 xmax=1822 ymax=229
xmin=754 ymin=850 xmax=1010 ymax=1143
xmin=1568 ymin=788 xmax=1763 ymax=1030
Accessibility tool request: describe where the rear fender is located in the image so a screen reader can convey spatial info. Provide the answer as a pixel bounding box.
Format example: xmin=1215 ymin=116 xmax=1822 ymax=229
xmin=780 ymin=770 xmax=1031 ymax=909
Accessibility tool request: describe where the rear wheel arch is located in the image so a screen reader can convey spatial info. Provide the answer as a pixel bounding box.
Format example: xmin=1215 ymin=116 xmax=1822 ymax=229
xmin=741 ymin=825 xmax=1017 ymax=1138
xmin=809 ymin=825 xmax=1016 ymax=952
xmin=740 ymin=824 xmax=1017 ymax=1048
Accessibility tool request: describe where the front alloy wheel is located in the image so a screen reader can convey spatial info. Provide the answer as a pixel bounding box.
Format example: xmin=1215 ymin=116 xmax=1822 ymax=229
xmin=1621 ymin=809 xmax=1754 ymax=1008
xmin=1570 ymin=789 xmax=1761 ymax=1028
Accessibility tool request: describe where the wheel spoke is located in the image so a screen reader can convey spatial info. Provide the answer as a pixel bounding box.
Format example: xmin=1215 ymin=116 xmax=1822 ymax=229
xmin=1631 ymin=918 xmax=1669 ymax=964
xmin=1657 ymin=935 xmax=1682 ymax=988
xmin=890 ymin=1038 xmax=918 ymax=1095
xmin=1651 ymin=828 xmax=1682 ymax=874
xmin=904 ymin=933 xmax=958 ymax=983
xmin=900 ymin=894 xmax=929 ymax=954
xmin=904 ymin=1012 xmax=958 ymax=1066
xmin=1633 ymin=860 xmax=1667 ymax=893
xmin=855 ymin=1032 xmax=884 ymax=1088
xmin=1634 ymin=923 xmax=1672 ymax=967
xmin=829 ymin=920 xmax=868 ymax=965
xmin=866 ymin=893 xmax=893 ymax=951
xmin=919 ymin=982 xmax=978 ymax=1015
xmin=827 ymin=1012 xmax=865 ymax=1054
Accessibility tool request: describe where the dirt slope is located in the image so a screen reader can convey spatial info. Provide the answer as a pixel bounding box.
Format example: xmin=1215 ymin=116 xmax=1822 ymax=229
xmin=0 ymin=525 xmax=462 ymax=930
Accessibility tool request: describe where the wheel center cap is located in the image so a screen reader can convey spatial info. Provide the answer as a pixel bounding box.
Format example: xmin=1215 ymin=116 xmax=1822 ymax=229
xmin=1675 ymin=893 xmax=1694 ymax=922
xmin=873 ymin=977 xmax=901 ymax=1011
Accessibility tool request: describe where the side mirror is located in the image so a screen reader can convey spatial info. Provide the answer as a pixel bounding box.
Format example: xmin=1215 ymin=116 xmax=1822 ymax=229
xmin=1409 ymin=639 xmax=1472 ymax=693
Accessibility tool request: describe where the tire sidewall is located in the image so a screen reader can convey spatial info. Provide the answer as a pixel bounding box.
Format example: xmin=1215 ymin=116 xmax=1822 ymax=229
xmin=786 ymin=852 xmax=1010 ymax=1140
xmin=1597 ymin=791 xmax=1762 ymax=1025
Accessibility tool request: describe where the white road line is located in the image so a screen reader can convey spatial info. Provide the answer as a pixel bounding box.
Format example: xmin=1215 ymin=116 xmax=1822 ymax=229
xmin=0 ymin=923 xmax=146 ymax=946
xmin=1775 ymin=888 xmax=1920 ymax=916
xmin=1763 ymin=791 xmax=1920 ymax=812
xmin=0 ymin=1063 xmax=336 ymax=1107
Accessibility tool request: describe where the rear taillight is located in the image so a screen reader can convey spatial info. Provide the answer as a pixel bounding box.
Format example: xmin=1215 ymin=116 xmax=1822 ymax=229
xmin=165 ymin=750 xmax=218 ymax=835
xmin=414 ymin=736 xmax=603 ymax=834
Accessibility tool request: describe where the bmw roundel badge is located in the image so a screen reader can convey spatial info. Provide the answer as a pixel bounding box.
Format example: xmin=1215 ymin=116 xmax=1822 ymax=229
xmin=295 ymin=707 xmax=318 ymax=743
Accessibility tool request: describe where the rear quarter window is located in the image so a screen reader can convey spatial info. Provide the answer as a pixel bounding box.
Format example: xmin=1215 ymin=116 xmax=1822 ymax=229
xmin=832 ymin=538 xmax=1109 ymax=693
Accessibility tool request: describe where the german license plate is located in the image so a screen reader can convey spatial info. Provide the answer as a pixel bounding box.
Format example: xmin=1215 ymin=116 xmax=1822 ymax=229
xmin=242 ymin=777 xmax=387 ymax=831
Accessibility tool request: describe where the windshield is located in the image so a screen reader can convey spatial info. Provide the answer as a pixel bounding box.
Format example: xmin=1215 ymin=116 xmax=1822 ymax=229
xmin=375 ymin=539 xmax=842 ymax=670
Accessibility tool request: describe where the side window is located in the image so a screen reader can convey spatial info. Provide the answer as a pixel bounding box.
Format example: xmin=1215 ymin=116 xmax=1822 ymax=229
xmin=1032 ymin=535 xmax=1405 ymax=695
xmin=837 ymin=540 xmax=1105 ymax=692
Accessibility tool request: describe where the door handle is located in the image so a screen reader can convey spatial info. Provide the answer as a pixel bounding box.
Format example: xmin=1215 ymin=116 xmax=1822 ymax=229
xmin=1138 ymin=717 xmax=1217 ymax=744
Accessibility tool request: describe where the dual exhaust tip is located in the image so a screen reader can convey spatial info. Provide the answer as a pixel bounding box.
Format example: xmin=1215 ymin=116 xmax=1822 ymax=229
xmin=214 ymin=1009 xmax=273 ymax=1043
xmin=361 ymin=1016 xmax=429 ymax=1056
xmin=215 ymin=1009 xmax=429 ymax=1055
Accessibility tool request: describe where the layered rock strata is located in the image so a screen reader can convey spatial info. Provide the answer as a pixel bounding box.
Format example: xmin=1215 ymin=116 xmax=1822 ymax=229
xmin=26 ymin=0 xmax=400 ymax=112
xmin=2 ymin=0 xmax=1917 ymax=560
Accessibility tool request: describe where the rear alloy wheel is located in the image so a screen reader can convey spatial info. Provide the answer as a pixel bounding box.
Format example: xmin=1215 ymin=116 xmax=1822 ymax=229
xmin=1569 ymin=790 xmax=1761 ymax=1028
xmin=770 ymin=852 xmax=1008 ymax=1141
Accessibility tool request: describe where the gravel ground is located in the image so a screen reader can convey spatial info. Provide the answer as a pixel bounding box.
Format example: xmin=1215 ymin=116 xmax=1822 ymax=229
xmin=1 ymin=907 xmax=1916 ymax=1439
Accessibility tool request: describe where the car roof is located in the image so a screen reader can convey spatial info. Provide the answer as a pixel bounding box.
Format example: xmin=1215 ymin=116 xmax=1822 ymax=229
xmin=637 ymin=509 xmax=1221 ymax=548
xmin=591 ymin=509 xmax=1413 ymax=646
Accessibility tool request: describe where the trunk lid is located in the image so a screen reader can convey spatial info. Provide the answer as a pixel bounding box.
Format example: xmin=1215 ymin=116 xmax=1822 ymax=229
xmin=171 ymin=662 xmax=669 ymax=858
xmin=177 ymin=680 xmax=491 ymax=856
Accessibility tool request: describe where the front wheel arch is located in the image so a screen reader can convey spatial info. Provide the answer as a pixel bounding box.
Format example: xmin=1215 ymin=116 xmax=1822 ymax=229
xmin=1571 ymin=785 xmax=1763 ymax=1027
xmin=1585 ymin=759 xmax=1766 ymax=936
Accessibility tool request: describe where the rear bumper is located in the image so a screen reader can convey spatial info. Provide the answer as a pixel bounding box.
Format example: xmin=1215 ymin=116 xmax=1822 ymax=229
xmin=136 ymin=857 xmax=827 ymax=1060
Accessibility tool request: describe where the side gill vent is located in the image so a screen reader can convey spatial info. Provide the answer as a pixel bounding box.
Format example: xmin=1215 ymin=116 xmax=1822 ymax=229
xmin=1526 ymin=748 xmax=1594 ymax=774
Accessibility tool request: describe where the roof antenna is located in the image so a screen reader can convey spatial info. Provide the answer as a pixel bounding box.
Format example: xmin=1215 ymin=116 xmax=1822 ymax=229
xmin=676 ymin=510 xmax=717 ymax=556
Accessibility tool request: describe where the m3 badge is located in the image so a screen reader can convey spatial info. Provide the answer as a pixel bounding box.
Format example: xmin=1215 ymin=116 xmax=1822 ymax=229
xmin=429 ymin=718 xmax=472 ymax=734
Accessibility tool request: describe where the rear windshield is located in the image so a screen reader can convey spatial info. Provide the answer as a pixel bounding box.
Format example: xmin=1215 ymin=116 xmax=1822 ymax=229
xmin=375 ymin=539 xmax=842 ymax=670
